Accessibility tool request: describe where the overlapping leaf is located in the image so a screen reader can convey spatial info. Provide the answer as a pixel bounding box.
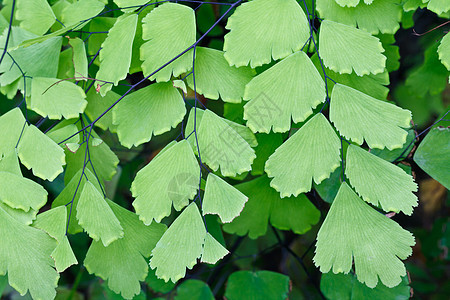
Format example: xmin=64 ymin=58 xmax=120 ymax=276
xmin=60 ymin=0 xmax=105 ymax=26
xmin=346 ymin=145 xmax=418 ymax=215
xmin=201 ymin=233 xmax=229 ymax=264
xmin=113 ymin=82 xmax=185 ymax=148
xmin=313 ymin=182 xmax=415 ymax=288
xmin=68 ymin=37 xmax=88 ymax=80
xmin=16 ymin=0 xmax=55 ymax=35
xmin=186 ymin=47 xmax=255 ymax=103
xmin=223 ymin=176 xmax=320 ymax=239
xmin=265 ymin=113 xmax=340 ymax=197
xmin=425 ymin=0 xmax=450 ymax=15
xmin=85 ymin=88 xmax=119 ymax=132
xmin=438 ymin=33 xmax=450 ymax=71
xmin=131 ymin=140 xmax=199 ymax=224
xmin=96 ymin=13 xmax=138 ymax=95
xmin=85 ymin=200 xmax=166 ymax=299
xmin=330 ymin=84 xmax=411 ymax=150
xmin=30 ymin=77 xmax=87 ymax=119
xmin=319 ymin=20 xmax=386 ymax=76
xmin=202 ymin=173 xmax=248 ymax=223
xmin=140 ymin=3 xmax=195 ymax=82
xmin=243 ymin=51 xmax=326 ymax=133
xmin=223 ymin=0 xmax=310 ymax=68
xmin=0 ymin=108 xmax=26 ymax=156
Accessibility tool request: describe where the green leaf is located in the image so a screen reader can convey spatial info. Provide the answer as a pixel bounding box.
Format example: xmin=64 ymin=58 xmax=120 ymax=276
xmin=224 ymin=270 xmax=290 ymax=300
xmin=18 ymin=124 xmax=66 ymax=181
xmin=46 ymin=123 xmax=80 ymax=145
xmin=60 ymin=0 xmax=105 ymax=26
xmin=68 ymin=37 xmax=88 ymax=80
xmin=370 ymin=129 xmax=416 ymax=162
xmin=414 ymin=127 xmax=450 ymax=189
xmin=223 ymin=0 xmax=309 ymax=68
xmin=313 ymin=182 xmax=415 ymax=288
xmin=314 ymin=166 xmax=342 ymax=203
xmin=0 ymin=151 xmax=22 ymax=176
xmin=243 ymin=51 xmax=326 ymax=133
xmin=131 ymin=140 xmax=199 ymax=224
xmin=65 ymin=143 xmax=80 ymax=153
xmin=146 ymin=268 xmax=175 ymax=294
xmin=186 ymin=47 xmax=255 ymax=103
xmin=251 ymin=133 xmax=284 ymax=176
xmin=334 ymin=0 xmax=360 ymax=7
xmin=438 ymin=33 xmax=450 ymax=71
xmin=0 ymin=171 xmax=47 ymax=212
xmin=85 ymin=200 xmax=166 ymax=299
xmin=16 ymin=0 xmax=55 ymax=35
xmin=113 ymin=82 xmax=186 ymax=148
xmin=173 ymin=79 xmax=187 ymax=95
xmin=197 ymin=109 xmax=256 ymax=177
xmin=33 ymin=206 xmax=78 ymax=272
xmin=113 ymin=0 xmax=154 ymax=12
xmin=174 ymin=280 xmax=214 ymax=300
xmin=223 ymin=176 xmax=320 ymax=239
xmin=330 ymin=84 xmax=411 ymax=150
xmin=426 ymin=0 xmax=450 ymax=15
xmin=265 ymin=113 xmax=340 ymax=197
xmin=201 ymin=232 xmax=229 ymax=264
xmin=0 ymin=205 xmax=58 ymax=300
xmin=345 ymin=145 xmax=418 ymax=215
xmin=150 ymin=203 xmax=206 ymax=283
xmin=202 ymin=173 xmax=248 ymax=223
xmin=84 ymin=88 xmax=120 ymax=132
xmin=96 ymin=13 xmax=138 ymax=96
xmin=0 ymin=202 xmax=37 ymax=225
xmin=316 ymin=0 xmax=402 ymax=35
xmin=76 ymin=181 xmax=124 ymax=246
xmin=30 ymin=77 xmax=87 ymax=119
xmin=319 ymin=20 xmax=386 ymax=76
xmin=321 ymin=272 xmax=411 ymax=300
xmin=0 ymin=108 xmax=26 ymax=156
xmin=140 ymin=3 xmax=195 ymax=82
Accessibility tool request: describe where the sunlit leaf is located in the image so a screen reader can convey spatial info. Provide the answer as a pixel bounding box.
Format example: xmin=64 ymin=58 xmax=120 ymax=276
xmin=85 ymin=200 xmax=166 ymax=299
xmin=16 ymin=0 xmax=55 ymax=35
xmin=186 ymin=47 xmax=255 ymax=103
xmin=223 ymin=176 xmax=320 ymax=239
xmin=140 ymin=3 xmax=195 ymax=82
xmin=113 ymin=82 xmax=185 ymax=148
xmin=18 ymin=124 xmax=66 ymax=181
xmin=131 ymin=140 xmax=199 ymax=224
xmin=223 ymin=0 xmax=310 ymax=68
xmin=201 ymin=232 xmax=229 ymax=264
xmin=438 ymin=33 xmax=450 ymax=71
xmin=330 ymin=84 xmax=411 ymax=150
xmin=346 ymin=145 xmax=418 ymax=215
xmin=319 ymin=20 xmax=386 ymax=76
xmin=30 ymin=77 xmax=87 ymax=119
xmin=68 ymin=37 xmax=88 ymax=80
xmin=0 ymin=108 xmax=26 ymax=156
xmin=0 ymin=150 xmax=22 ymax=176
xmin=60 ymin=0 xmax=105 ymax=26
xmin=313 ymin=182 xmax=415 ymax=288
xmin=265 ymin=113 xmax=340 ymax=197
xmin=243 ymin=51 xmax=326 ymax=133
xmin=96 ymin=13 xmax=138 ymax=96
xmin=426 ymin=0 xmax=450 ymax=15
xmin=202 ymin=173 xmax=248 ymax=223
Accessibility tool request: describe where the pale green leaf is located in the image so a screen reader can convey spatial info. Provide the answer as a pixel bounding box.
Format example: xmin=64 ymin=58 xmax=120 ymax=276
xmin=131 ymin=140 xmax=199 ymax=224
xmin=96 ymin=13 xmax=138 ymax=95
xmin=18 ymin=23 xmax=78 ymax=48
xmin=85 ymin=200 xmax=166 ymax=299
xmin=18 ymin=124 xmax=66 ymax=181
xmin=414 ymin=127 xmax=450 ymax=189
xmin=113 ymin=0 xmax=154 ymax=12
xmin=316 ymin=0 xmax=402 ymax=34
xmin=140 ymin=3 xmax=195 ymax=82
xmin=335 ymin=0 xmax=360 ymax=7
xmin=243 ymin=51 xmax=326 ymax=133
xmin=60 ymin=0 xmax=105 ymax=26
xmin=0 ymin=151 xmax=22 ymax=176
xmin=319 ymin=20 xmax=386 ymax=76
xmin=0 ymin=171 xmax=47 ymax=212
xmin=113 ymin=82 xmax=186 ymax=148
xmin=202 ymin=173 xmax=248 ymax=223
xmin=65 ymin=143 xmax=80 ymax=153
xmin=313 ymin=182 xmax=415 ymax=288
xmin=52 ymin=168 xmax=103 ymax=234
xmin=201 ymin=232 xmax=229 ymax=264
xmin=371 ymin=129 xmax=416 ymax=162
xmin=223 ymin=175 xmax=320 ymax=239
xmin=0 ymin=108 xmax=26 ymax=156
xmin=427 ymin=0 xmax=450 ymax=15
xmin=330 ymin=84 xmax=412 ymax=150
xmin=85 ymin=88 xmax=119 ymax=132
xmin=51 ymin=236 xmax=78 ymax=273
xmin=224 ymin=270 xmax=290 ymax=300
xmin=265 ymin=113 xmax=340 ymax=197
xmin=0 ymin=202 xmax=37 ymax=225
xmin=438 ymin=33 xmax=450 ymax=70
xmin=0 ymin=206 xmax=58 ymax=300
xmin=197 ymin=109 xmax=256 ymax=177
xmin=150 ymin=203 xmax=206 ymax=283
xmin=76 ymin=181 xmax=124 ymax=246
xmin=223 ymin=0 xmax=310 ymax=68
xmin=173 ymin=79 xmax=187 ymax=95
xmin=30 ymin=77 xmax=87 ymax=119
xmin=186 ymin=47 xmax=255 ymax=103
xmin=16 ymin=0 xmax=55 ymax=35
xmin=346 ymin=145 xmax=418 ymax=215
xmin=91 ymin=138 xmax=103 ymax=147
xmin=68 ymin=37 xmax=88 ymax=80
xmin=46 ymin=123 xmax=80 ymax=145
